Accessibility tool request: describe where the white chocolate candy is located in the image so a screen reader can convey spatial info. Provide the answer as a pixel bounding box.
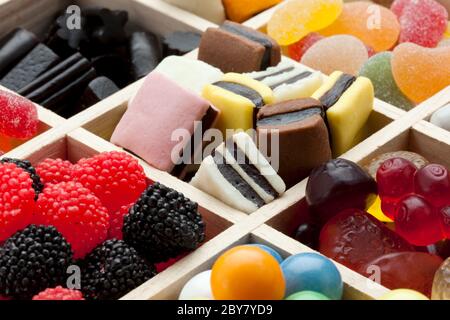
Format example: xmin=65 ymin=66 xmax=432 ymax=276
xmin=164 ymin=0 xmax=226 ymax=24
xmin=430 ymin=103 xmax=450 ymax=131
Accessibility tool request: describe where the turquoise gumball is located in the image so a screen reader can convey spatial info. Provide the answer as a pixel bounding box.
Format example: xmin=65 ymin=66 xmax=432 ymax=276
xmin=281 ymin=252 xmax=343 ymax=299
xmin=286 ymin=291 xmax=330 ymax=300
xmin=248 ymin=244 xmax=283 ymax=263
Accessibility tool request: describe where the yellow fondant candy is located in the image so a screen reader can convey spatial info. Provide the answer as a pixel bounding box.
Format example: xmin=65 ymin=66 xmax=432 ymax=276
xmin=380 ymin=289 xmax=429 ymax=300
xmin=367 ymin=196 xmax=393 ymax=223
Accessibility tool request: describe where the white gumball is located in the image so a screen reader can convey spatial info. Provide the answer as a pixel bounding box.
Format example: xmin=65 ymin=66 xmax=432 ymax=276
xmin=178 ymin=270 xmax=213 ymax=300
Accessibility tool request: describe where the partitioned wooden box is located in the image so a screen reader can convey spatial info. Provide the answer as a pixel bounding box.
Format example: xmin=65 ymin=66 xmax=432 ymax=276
xmin=1 ymin=0 xmax=450 ymax=300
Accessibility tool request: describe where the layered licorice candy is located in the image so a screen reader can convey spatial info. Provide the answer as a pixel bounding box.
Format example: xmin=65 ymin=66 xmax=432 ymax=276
xmin=247 ymin=59 xmax=323 ymax=102
xmin=202 ymin=73 xmax=273 ymax=134
xmin=162 ymin=32 xmax=201 ymax=57
xmin=257 ymin=98 xmax=332 ymax=188
xmin=198 ymin=21 xmax=281 ymax=73
xmin=130 ymin=32 xmax=162 ymax=81
xmin=191 ymin=132 xmax=286 ymax=213
xmin=111 ymin=72 xmax=220 ymax=175
xmin=312 ymin=71 xmax=374 ymax=157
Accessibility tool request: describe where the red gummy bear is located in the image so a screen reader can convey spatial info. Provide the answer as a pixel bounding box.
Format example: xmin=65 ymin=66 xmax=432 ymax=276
xmin=319 ymin=209 xmax=414 ymax=271
xmin=357 ymin=252 xmax=443 ymax=297
xmin=414 ymin=164 xmax=450 ymax=208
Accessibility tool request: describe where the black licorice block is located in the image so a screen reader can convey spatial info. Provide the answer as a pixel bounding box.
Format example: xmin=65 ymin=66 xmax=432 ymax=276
xmin=0 ymin=28 xmax=39 ymax=77
xmin=91 ymin=54 xmax=130 ymax=88
xmin=79 ymin=76 xmax=119 ymax=108
xmin=0 ymin=44 xmax=60 ymax=91
xmin=163 ymin=31 xmax=201 ymax=56
xmin=129 ymin=32 xmax=162 ymax=81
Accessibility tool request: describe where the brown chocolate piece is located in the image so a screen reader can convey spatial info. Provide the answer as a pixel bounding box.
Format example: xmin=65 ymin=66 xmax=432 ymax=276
xmin=257 ymin=98 xmax=332 ymax=188
xmin=198 ymin=21 xmax=281 ymax=73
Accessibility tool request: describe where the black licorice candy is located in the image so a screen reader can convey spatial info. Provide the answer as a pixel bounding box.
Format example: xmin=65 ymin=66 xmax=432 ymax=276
xmin=0 ymin=43 xmax=60 ymax=91
xmin=162 ymin=31 xmax=201 ymax=56
xmin=91 ymin=54 xmax=130 ymax=88
xmin=130 ymin=32 xmax=162 ymax=81
xmin=79 ymin=76 xmax=119 ymax=107
xmin=0 ymin=28 xmax=39 ymax=77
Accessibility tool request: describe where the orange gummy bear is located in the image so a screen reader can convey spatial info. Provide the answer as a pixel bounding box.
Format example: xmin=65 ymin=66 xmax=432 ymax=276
xmin=223 ymin=0 xmax=282 ymax=23
xmin=392 ymin=43 xmax=450 ymax=104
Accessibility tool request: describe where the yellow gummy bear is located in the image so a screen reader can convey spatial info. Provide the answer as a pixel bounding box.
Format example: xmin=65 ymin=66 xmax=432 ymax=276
xmin=367 ymin=196 xmax=393 ymax=223
xmin=268 ymin=0 xmax=344 ymax=46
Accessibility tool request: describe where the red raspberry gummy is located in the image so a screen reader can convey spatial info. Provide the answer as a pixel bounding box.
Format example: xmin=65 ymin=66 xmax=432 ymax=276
xmin=377 ymin=157 xmax=417 ymax=219
xmin=36 ymin=158 xmax=74 ymax=186
xmin=0 ymin=162 xmax=35 ymax=242
xmin=288 ymin=33 xmax=324 ymax=62
xmin=34 ymin=181 xmax=110 ymax=259
xmin=72 ymin=151 xmax=147 ymax=214
xmin=414 ymin=164 xmax=450 ymax=208
xmin=32 ymin=286 xmax=84 ymax=300
xmin=394 ymin=194 xmax=443 ymax=246
xmin=0 ymin=90 xmax=38 ymax=139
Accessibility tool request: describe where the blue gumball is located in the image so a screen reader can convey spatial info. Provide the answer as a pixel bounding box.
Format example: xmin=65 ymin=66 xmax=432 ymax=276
xmin=281 ymin=252 xmax=343 ymax=300
xmin=248 ymin=244 xmax=283 ymax=263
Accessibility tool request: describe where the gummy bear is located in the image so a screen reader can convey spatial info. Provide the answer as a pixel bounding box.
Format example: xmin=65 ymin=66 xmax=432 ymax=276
xmin=394 ymin=194 xmax=443 ymax=246
xmin=431 ymin=257 xmax=450 ymax=300
xmin=392 ymin=0 xmax=448 ymax=47
xmin=414 ymin=164 xmax=450 ymax=208
xmin=376 ymin=158 xmax=417 ymax=219
xmin=321 ymin=1 xmax=400 ymax=52
xmin=359 ymin=52 xmax=414 ymax=110
xmin=267 ymin=0 xmax=343 ymax=46
xmin=0 ymin=90 xmax=38 ymax=139
xmin=358 ymin=252 xmax=443 ymax=297
xmin=287 ymin=33 xmax=324 ymax=62
xmin=392 ymin=43 xmax=450 ymax=104
xmin=301 ymin=35 xmax=369 ymax=76
xmin=319 ymin=209 xmax=414 ymax=271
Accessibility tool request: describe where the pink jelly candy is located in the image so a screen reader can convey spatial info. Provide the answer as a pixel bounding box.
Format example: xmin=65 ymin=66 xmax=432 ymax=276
xmin=0 ymin=90 xmax=38 ymax=139
xmin=288 ymin=32 xmax=324 ymax=62
xmin=414 ymin=164 xmax=450 ymax=208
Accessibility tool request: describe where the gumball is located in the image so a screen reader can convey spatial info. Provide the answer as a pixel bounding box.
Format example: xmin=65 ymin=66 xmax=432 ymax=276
xmin=248 ymin=244 xmax=283 ymax=263
xmin=380 ymin=289 xmax=429 ymax=300
xmin=394 ymin=194 xmax=443 ymax=246
xmin=281 ymin=252 xmax=343 ymax=299
xmin=414 ymin=164 xmax=450 ymax=208
xmin=286 ymin=291 xmax=330 ymax=300
xmin=211 ymin=246 xmax=285 ymax=300
xmin=179 ymin=270 xmax=213 ymax=300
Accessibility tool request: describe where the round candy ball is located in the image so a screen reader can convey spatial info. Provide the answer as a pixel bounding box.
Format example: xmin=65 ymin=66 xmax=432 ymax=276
xmin=281 ymin=252 xmax=343 ymax=299
xmin=286 ymin=291 xmax=330 ymax=300
xmin=179 ymin=270 xmax=213 ymax=300
xmin=211 ymin=246 xmax=285 ymax=300
xmin=379 ymin=289 xmax=429 ymax=300
xmin=248 ymin=244 xmax=283 ymax=263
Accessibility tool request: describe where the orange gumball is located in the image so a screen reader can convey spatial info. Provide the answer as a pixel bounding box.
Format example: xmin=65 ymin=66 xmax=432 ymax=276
xmin=211 ymin=246 xmax=285 ymax=300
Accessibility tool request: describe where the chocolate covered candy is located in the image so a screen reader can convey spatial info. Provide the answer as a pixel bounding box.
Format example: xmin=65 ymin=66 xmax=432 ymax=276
xmin=247 ymin=59 xmax=323 ymax=102
xmin=111 ymin=72 xmax=220 ymax=175
xmin=202 ymin=73 xmax=273 ymax=134
xmin=257 ymin=98 xmax=331 ymax=188
xmin=0 ymin=28 xmax=39 ymax=77
xmin=0 ymin=44 xmax=60 ymax=91
xmin=130 ymin=32 xmax=162 ymax=81
xmin=163 ymin=31 xmax=201 ymax=56
xmin=190 ymin=132 xmax=286 ymax=213
xmin=312 ymin=71 xmax=374 ymax=156
xmin=198 ymin=21 xmax=281 ymax=73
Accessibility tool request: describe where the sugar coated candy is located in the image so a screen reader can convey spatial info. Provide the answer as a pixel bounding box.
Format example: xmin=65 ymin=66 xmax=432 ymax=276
xmin=288 ymin=33 xmax=324 ymax=62
xmin=359 ymin=52 xmax=414 ymax=110
xmin=431 ymin=257 xmax=450 ymax=300
xmin=380 ymin=289 xmax=429 ymax=300
xmin=222 ymin=0 xmax=282 ymax=23
xmin=392 ymin=0 xmax=448 ymax=48
xmin=430 ymin=103 xmax=450 ymax=131
xmin=179 ymin=270 xmax=213 ymax=300
xmin=301 ymin=35 xmax=369 ymax=76
xmin=0 ymin=90 xmax=38 ymax=139
xmin=321 ymin=2 xmax=400 ymax=52
xmin=319 ymin=209 xmax=414 ymax=271
xmin=211 ymin=246 xmax=285 ymax=300
xmin=392 ymin=43 xmax=450 ymax=104
xmin=248 ymin=244 xmax=283 ymax=263
xmin=267 ymin=0 xmax=344 ymax=46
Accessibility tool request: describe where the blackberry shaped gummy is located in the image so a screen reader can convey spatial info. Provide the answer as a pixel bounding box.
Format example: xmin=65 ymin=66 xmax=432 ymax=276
xmin=0 ymin=225 xmax=73 ymax=299
xmin=0 ymin=158 xmax=44 ymax=199
xmin=81 ymin=239 xmax=155 ymax=300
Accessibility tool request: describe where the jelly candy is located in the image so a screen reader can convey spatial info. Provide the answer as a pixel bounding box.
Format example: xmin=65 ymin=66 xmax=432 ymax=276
xmin=358 ymin=252 xmax=443 ymax=297
xmin=392 ymin=42 xmax=450 ymax=104
xmin=0 ymin=89 xmax=38 ymax=139
xmin=293 ymin=223 xmax=320 ymax=249
xmin=431 ymin=257 xmax=450 ymax=300
xmin=287 ymin=33 xmax=324 ymax=62
xmin=301 ymin=35 xmax=369 ymax=76
xmin=414 ymin=164 xmax=450 ymax=208
xmin=210 ymin=246 xmax=285 ymax=300
xmin=286 ymin=291 xmax=330 ymax=300
xmin=306 ymin=159 xmax=377 ymax=225
xmin=321 ymin=2 xmax=400 ymax=52
xmin=380 ymin=289 xmax=429 ymax=300
xmin=394 ymin=195 xmax=443 ymax=246
xmin=367 ymin=196 xmax=393 ymax=223
xmin=247 ymin=244 xmax=283 ymax=263
xmin=440 ymin=206 xmax=450 ymax=238
xmin=319 ymin=209 xmax=414 ymax=271
xmin=267 ymin=0 xmax=344 ymax=46
xmin=281 ymin=253 xmax=343 ymax=299
xmin=178 ymin=270 xmax=213 ymax=300
xmin=376 ymin=158 xmax=417 ymax=219
xmin=222 ymin=0 xmax=283 ymax=23
xmin=392 ymin=0 xmax=448 ymax=47
xmin=359 ymin=52 xmax=414 ymax=111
